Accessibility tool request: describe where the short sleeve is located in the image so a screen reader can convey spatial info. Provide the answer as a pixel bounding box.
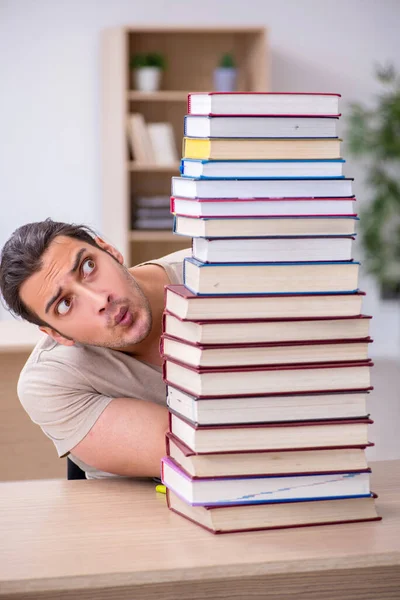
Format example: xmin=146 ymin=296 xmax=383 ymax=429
xmin=18 ymin=359 xmax=113 ymax=458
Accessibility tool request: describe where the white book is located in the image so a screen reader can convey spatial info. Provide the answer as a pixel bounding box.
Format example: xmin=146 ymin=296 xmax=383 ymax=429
xmin=188 ymin=92 xmax=340 ymax=116
xmin=172 ymin=176 xmax=353 ymax=199
xmin=162 ymin=457 xmax=371 ymax=506
xmin=126 ymin=113 xmax=155 ymax=163
xmin=184 ymin=116 xmax=339 ymax=138
xmin=147 ymin=122 xmax=178 ymax=165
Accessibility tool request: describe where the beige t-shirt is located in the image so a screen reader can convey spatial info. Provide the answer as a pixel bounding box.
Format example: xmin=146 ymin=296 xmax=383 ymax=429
xmin=17 ymin=248 xmax=190 ymax=479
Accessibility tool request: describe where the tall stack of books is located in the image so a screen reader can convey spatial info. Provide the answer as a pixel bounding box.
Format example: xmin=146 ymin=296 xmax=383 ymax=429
xmin=161 ymin=92 xmax=381 ymax=534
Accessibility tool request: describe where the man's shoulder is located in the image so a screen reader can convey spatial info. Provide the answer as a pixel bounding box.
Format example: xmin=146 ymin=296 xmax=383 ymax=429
xmin=136 ymin=247 xmax=191 ymax=285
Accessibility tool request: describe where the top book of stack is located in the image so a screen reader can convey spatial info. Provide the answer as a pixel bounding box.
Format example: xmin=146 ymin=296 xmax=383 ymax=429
xmin=188 ymin=92 xmax=341 ymax=116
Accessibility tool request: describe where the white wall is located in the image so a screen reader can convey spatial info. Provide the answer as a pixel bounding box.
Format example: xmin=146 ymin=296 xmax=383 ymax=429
xmin=1 ymin=0 xmax=400 ymax=358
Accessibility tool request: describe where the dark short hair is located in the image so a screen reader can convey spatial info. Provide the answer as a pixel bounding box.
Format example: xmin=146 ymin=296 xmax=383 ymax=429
xmin=0 ymin=219 xmax=101 ymax=326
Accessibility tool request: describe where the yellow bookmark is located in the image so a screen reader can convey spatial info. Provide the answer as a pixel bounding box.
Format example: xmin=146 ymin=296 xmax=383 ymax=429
xmin=155 ymin=484 xmax=166 ymax=494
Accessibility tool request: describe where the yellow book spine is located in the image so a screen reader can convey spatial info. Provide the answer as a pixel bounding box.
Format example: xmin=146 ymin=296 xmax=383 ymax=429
xmin=183 ymin=137 xmax=211 ymax=159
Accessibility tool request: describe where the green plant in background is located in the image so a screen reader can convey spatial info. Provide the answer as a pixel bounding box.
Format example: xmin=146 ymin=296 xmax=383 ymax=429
xmin=130 ymin=52 xmax=167 ymax=70
xmin=219 ymin=53 xmax=236 ymax=69
xmin=347 ymin=64 xmax=400 ymax=299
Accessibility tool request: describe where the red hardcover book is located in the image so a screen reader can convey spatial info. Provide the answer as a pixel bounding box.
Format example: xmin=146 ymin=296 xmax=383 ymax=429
xmin=162 ymin=357 xmax=373 ymax=398
xmin=162 ymin=311 xmax=372 ymax=345
xmin=166 ymin=432 xmax=374 ymax=478
xmin=163 ymin=284 xmax=366 ymax=321
xmin=167 ymin=411 xmax=373 ymax=453
xmin=161 ymin=334 xmax=373 ymax=368
xmin=166 ymin=488 xmax=380 ymax=534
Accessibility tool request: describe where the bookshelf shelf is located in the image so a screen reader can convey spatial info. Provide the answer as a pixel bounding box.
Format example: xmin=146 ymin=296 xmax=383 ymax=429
xmin=127 ymin=91 xmax=189 ymax=102
xmin=102 ymin=26 xmax=268 ymax=263
xmin=129 ymin=230 xmax=181 ymax=242
xmin=128 ymin=162 xmax=180 ymax=172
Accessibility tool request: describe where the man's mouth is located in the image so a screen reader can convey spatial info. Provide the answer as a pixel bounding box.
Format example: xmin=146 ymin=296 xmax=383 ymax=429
xmin=114 ymin=306 xmax=133 ymax=327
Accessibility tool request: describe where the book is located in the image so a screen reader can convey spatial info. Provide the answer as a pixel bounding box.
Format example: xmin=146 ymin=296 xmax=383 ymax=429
xmin=126 ymin=113 xmax=155 ymax=163
xmin=166 ymin=388 xmax=370 ymax=426
xmin=135 ymin=195 xmax=171 ymax=208
xmin=161 ymin=336 xmax=372 ymax=368
xmin=166 ymin=433 xmax=372 ymax=476
xmin=163 ymin=313 xmax=371 ymax=345
xmin=172 ymin=176 xmax=353 ymax=199
xmin=192 ymin=235 xmax=354 ymax=263
xmin=168 ymin=413 xmax=373 ymax=453
xmin=134 ymin=218 xmax=174 ymax=230
xmin=162 ymin=457 xmax=371 ymax=506
xmin=167 ymin=489 xmax=380 ymax=533
xmin=163 ymin=359 xmax=373 ymax=397
xmin=180 ymin=159 xmax=345 ymax=179
xmin=183 ymin=258 xmax=359 ymax=295
xmin=183 ymin=137 xmax=341 ymax=160
xmin=165 ymin=285 xmax=366 ymax=320
xmin=136 ymin=207 xmax=172 ymax=219
xmin=171 ymin=197 xmax=356 ymax=218
xmin=187 ymin=92 xmax=341 ymax=116
xmin=147 ymin=122 xmax=178 ymax=165
xmin=173 ymin=215 xmax=358 ymax=238
xmin=184 ymin=115 xmax=339 ymax=138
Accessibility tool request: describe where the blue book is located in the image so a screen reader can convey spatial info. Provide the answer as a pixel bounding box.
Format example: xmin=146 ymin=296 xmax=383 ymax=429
xmin=180 ymin=158 xmax=345 ymax=179
xmin=183 ymin=257 xmax=360 ymax=296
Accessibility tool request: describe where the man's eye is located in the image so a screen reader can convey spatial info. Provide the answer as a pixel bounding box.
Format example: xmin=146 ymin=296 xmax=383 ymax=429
xmin=82 ymin=258 xmax=95 ymax=276
xmin=57 ymin=298 xmax=72 ymax=316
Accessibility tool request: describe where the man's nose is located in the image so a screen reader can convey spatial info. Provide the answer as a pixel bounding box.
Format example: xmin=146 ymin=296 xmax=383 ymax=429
xmin=80 ymin=286 xmax=112 ymax=313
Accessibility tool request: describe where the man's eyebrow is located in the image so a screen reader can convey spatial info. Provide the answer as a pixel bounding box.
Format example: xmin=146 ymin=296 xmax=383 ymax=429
xmin=44 ymin=248 xmax=87 ymax=314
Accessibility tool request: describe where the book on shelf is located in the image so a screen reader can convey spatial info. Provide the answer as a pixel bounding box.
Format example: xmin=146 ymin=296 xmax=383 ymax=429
xmin=167 ymin=490 xmax=380 ymax=534
xmin=180 ymin=158 xmax=345 ymax=179
xmin=191 ymin=235 xmax=354 ymax=263
xmin=134 ymin=218 xmax=174 ymax=230
xmin=135 ymin=195 xmax=171 ymax=208
xmin=161 ymin=335 xmax=372 ymax=368
xmin=171 ymin=196 xmax=356 ymax=218
xmin=168 ymin=412 xmax=373 ymax=453
xmin=167 ymin=387 xmax=371 ymax=426
xmin=183 ymin=137 xmax=341 ymax=160
xmin=163 ymin=313 xmax=372 ymax=345
xmin=163 ymin=358 xmax=373 ymax=397
xmin=135 ymin=207 xmax=172 ymax=219
xmin=171 ymin=176 xmax=353 ymax=199
xmin=187 ymin=92 xmax=341 ymax=117
xmin=183 ymin=257 xmax=360 ymax=295
xmin=184 ymin=115 xmax=339 ymax=138
xmin=126 ymin=113 xmax=155 ymax=163
xmin=162 ymin=457 xmax=371 ymax=506
xmin=164 ymin=285 xmax=366 ymax=320
xmin=166 ymin=433 xmax=372 ymax=476
xmin=147 ymin=122 xmax=178 ymax=165
xmin=173 ymin=215 xmax=358 ymax=238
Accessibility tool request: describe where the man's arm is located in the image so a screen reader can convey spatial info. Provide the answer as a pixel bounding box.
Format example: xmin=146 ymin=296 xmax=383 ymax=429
xmin=70 ymin=398 xmax=169 ymax=477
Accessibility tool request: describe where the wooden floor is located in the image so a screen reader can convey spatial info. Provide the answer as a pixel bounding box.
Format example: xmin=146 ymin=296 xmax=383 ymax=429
xmin=0 ymin=351 xmax=399 ymax=482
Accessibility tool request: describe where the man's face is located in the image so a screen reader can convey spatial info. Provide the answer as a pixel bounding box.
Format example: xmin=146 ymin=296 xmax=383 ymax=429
xmin=19 ymin=235 xmax=152 ymax=349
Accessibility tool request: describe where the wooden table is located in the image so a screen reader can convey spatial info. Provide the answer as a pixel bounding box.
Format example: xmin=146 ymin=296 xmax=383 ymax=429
xmin=0 ymin=461 xmax=399 ymax=600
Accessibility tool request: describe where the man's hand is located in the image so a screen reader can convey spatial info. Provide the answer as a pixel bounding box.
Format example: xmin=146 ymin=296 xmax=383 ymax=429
xmin=70 ymin=398 xmax=169 ymax=477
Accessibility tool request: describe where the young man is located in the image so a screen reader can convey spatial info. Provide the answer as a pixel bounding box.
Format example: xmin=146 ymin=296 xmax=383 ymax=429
xmin=0 ymin=219 xmax=190 ymax=479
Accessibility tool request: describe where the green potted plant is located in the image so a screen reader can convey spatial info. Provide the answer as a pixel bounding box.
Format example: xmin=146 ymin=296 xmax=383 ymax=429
xmin=130 ymin=52 xmax=167 ymax=92
xmin=346 ymin=64 xmax=400 ymax=299
xmin=213 ymin=53 xmax=237 ymax=92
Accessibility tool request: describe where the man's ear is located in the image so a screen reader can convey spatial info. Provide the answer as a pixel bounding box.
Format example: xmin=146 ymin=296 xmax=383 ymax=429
xmin=39 ymin=326 xmax=75 ymax=347
xmin=94 ymin=236 xmax=124 ymax=265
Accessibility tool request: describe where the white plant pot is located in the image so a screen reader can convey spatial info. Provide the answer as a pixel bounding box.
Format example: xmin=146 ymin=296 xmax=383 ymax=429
xmin=133 ymin=67 xmax=162 ymax=92
xmin=213 ymin=67 xmax=237 ymax=92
